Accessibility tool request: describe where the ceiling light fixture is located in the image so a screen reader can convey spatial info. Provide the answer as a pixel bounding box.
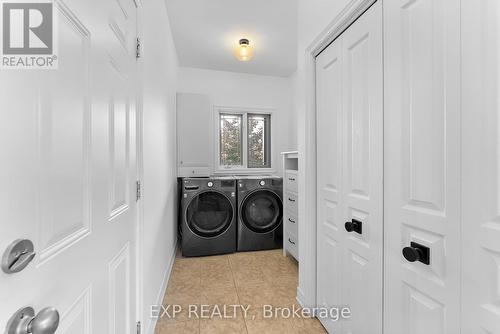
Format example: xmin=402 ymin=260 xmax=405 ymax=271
xmin=235 ymin=38 xmax=253 ymax=62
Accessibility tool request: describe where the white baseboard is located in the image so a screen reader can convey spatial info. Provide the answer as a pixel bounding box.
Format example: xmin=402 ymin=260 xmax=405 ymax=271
xmin=296 ymin=286 xmax=306 ymax=308
xmin=145 ymin=241 xmax=177 ymax=334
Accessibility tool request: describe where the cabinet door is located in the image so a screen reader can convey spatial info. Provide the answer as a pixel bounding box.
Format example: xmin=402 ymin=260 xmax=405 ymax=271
xmin=316 ymin=2 xmax=383 ymax=332
xmin=461 ymin=0 xmax=500 ymax=332
xmin=176 ymin=93 xmax=210 ymax=176
xmin=383 ymin=0 xmax=461 ymax=332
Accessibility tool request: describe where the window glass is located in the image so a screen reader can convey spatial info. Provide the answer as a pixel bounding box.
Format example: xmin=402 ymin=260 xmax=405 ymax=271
xmin=218 ymin=111 xmax=272 ymax=169
xmin=219 ymin=113 xmax=242 ymax=166
xmin=248 ymin=114 xmax=271 ymax=168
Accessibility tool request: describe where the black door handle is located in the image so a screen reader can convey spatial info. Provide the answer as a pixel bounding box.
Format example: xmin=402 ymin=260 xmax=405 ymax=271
xmin=402 ymin=242 xmax=430 ymax=265
xmin=288 ymin=218 xmax=296 ymax=223
xmin=288 ymin=238 xmax=296 ymax=245
xmin=344 ymin=219 xmax=362 ymax=234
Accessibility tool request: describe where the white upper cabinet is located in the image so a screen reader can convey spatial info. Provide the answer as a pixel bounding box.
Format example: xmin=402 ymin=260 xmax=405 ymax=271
xmin=176 ymin=93 xmax=211 ymax=177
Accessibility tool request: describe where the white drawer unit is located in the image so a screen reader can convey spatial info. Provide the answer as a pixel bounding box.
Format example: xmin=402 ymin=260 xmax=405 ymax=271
xmin=282 ymin=151 xmax=299 ymax=261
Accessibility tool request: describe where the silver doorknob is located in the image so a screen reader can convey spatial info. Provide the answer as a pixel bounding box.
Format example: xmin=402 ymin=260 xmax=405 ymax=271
xmin=6 ymin=306 xmax=60 ymax=334
xmin=28 ymin=307 xmax=59 ymax=334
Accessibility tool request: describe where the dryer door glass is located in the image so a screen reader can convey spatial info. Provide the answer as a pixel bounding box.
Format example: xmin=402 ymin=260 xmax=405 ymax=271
xmin=241 ymin=190 xmax=283 ymax=233
xmin=186 ymin=191 xmax=234 ymax=238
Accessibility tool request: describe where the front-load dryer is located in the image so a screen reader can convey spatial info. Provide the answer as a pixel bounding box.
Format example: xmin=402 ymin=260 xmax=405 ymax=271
xmin=181 ymin=177 xmax=237 ymax=257
xmin=237 ymin=176 xmax=283 ymax=251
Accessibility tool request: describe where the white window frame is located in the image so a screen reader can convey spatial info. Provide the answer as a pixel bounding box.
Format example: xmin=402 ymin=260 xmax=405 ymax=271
xmin=212 ymin=105 xmax=275 ymax=174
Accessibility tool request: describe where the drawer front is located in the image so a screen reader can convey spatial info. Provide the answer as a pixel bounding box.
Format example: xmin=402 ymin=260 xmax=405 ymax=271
xmin=178 ymin=166 xmax=210 ymax=177
xmin=285 ymin=211 xmax=298 ymax=236
xmin=286 ymin=231 xmax=298 ymax=259
xmin=285 ymin=192 xmax=298 ymax=213
xmin=285 ymin=171 xmax=298 ymax=193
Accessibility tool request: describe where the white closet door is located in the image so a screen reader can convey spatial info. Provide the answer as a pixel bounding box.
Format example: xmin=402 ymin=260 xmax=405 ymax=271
xmin=383 ymin=0 xmax=461 ymax=332
xmin=316 ymin=35 xmax=344 ymax=334
xmin=462 ymin=0 xmax=500 ymax=332
xmin=316 ymin=2 xmax=383 ymax=332
xmin=341 ymin=2 xmax=383 ymax=333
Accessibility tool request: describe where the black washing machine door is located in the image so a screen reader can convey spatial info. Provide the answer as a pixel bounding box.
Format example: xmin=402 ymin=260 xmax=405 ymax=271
xmin=186 ymin=190 xmax=234 ymax=238
xmin=241 ymin=189 xmax=283 ymax=233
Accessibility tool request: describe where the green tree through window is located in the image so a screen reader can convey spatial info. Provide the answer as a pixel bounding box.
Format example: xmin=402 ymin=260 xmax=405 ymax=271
xmin=248 ymin=114 xmax=270 ymax=168
xmin=220 ymin=114 xmax=242 ymax=166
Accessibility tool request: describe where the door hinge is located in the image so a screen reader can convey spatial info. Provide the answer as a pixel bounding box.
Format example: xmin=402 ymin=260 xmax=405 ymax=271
xmin=136 ymin=37 xmax=142 ymax=59
xmin=136 ymin=180 xmax=142 ymax=201
xmin=136 ymin=321 xmax=141 ymax=334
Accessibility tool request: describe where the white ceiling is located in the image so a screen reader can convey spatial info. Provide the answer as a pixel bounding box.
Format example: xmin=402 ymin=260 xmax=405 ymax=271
xmin=165 ymin=0 xmax=298 ymax=77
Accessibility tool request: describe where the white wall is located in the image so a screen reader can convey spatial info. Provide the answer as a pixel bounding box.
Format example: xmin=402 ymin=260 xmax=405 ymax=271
xmin=141 ymin=0 xmax=178 ymax=332
xmin=298 ymin=0 xmax=350 ymax=50
xmin=177 ymin=67 xmax=295 ymax=173
xmin=287 ymin=70 xmax=298 ymax=149
xmin=292 ymin=0 xmax=350 ymax=143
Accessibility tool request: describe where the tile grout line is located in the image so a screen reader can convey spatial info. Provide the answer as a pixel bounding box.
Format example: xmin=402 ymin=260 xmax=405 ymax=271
xmin=198 ymin=257 xmax=201 ymax=334
xmin=229 ymin=254 xmax=250 ymax=334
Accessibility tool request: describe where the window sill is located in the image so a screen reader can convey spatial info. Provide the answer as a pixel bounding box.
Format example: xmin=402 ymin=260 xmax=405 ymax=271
xmin=213 ymin=168 xmax=277 ymax=176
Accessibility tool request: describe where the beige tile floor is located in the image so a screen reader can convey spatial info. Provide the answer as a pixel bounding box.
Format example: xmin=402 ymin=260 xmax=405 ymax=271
xmin=155 ymin=249 xmax=327 ymax=334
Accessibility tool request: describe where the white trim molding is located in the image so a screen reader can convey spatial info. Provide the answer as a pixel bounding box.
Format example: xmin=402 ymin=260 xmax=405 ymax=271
xmin=299 ymin=0 xmax=377 ymax=309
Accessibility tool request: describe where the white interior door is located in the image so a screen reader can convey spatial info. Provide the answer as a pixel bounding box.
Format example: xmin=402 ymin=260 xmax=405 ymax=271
xmin=461 ymin=0 xmax=500 ymax=332
xmin=340 ymin=3 xmax=383 ymax=333
xmin=0 ymin=0 xmax=139 ymax=333
xmin=316 ymin=2 xmax=383 ymax=333
xmin=383 ymin=0 xmax=461 ymax=332
xmin=316 ymin=34 xmax=344 ymax=334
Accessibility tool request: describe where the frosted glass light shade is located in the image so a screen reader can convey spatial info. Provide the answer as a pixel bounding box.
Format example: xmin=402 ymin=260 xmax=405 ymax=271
xmin=235 ymin=39 xmax=253 ymax=62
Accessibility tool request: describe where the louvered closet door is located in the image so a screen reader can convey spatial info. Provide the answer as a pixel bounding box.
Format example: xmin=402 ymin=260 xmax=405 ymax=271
xmin=383 ymin=0 xmax=461 ymax=333
xmin=316 ymin=2 xmax=383 ymax=333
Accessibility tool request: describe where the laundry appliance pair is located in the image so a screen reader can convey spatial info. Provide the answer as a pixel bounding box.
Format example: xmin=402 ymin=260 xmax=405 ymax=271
xmin=180 ymin=176 xmax=283 ymax=257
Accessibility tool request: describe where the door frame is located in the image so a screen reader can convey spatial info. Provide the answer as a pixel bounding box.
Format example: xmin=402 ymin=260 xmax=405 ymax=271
xmin=134 ymin=0 xmax=145 ymax=329
xmin=299 ymin=0 xmax=377 ymax=308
